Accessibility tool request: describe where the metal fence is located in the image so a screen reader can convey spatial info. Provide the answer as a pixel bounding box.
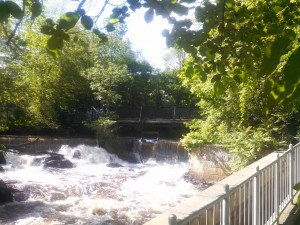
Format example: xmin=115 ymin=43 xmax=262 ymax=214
xmin=166 ymin=143 xmax=300 ymax=225
xmin=117 ymin=106 xmax=200 ymax=120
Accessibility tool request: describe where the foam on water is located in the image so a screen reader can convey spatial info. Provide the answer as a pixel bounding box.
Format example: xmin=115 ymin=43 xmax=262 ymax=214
xmin=0 ymin=144 xmax=198 ymax=224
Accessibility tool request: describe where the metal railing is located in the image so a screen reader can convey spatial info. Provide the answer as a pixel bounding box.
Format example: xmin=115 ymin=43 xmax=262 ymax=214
xmin=165 ymin=143 xmax=300 ymax=225
xmin=117 ymin=106 xmax=200 ymax=120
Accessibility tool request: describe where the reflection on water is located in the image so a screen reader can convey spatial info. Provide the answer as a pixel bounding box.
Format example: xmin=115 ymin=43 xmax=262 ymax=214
xmin=0 ymin=145 xmax=199 ymax=225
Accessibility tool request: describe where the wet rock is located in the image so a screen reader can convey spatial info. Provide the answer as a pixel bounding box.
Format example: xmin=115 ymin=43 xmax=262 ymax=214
xmin=121 ymin=152 xmax=141 ymax=164
xmin=0 ymin=179 xmax=14 ymax=204
xmin=92 ymin=207 xmax=107 ymax=216
xmin=73 ymin=150 xmax=81 ymax=159
xmin=0 ymin=152 xmax=6 ymax=165
xmin=44 ymin=158 xmax=73 ymax=169
xmin=50 ymin=192 xmax=66 ymax=201
xmin=31 ymin=157 xmax=46 ymax=166
xmin=13 ymin=191 xmax=29 ymax=202
xmin=43 ymin=154 xmax=73 ymax=169
xmin=102 ymin=220 xmax=126 ymax=225
xmin=0 ymin=166 xmax=4 ymax=172
xmin=106 ymin=162 xmax=123 ymax=168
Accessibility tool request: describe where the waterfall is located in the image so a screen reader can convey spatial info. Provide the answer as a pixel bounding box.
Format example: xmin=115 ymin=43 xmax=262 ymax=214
xmin=137 ymin=139 xmax=189 ymax=163
xmin=0 ymin=144 xmax=198 ymax=225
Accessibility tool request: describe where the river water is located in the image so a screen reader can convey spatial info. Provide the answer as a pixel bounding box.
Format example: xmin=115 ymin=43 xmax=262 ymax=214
xmin=0 ymin=144 xmax=200 ymax=225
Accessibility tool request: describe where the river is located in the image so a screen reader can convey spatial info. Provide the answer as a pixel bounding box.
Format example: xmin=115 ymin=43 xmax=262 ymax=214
xmin=0 ymin=144 xmax=200 ymax=225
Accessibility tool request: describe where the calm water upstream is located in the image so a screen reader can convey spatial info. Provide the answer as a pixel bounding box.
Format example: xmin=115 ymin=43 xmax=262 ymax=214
xmin=0 ymin=144 xmax=199 ymax=225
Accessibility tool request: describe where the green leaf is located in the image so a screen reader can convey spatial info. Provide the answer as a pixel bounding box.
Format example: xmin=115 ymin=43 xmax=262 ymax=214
xmin=93 ymin=29 xmax=108 ymax=42
xmin=58 ymin=12 xmax=80 ymax=30
xmin=45 ymin=18 xmax=55 ymax=27
xmin=214 ymin=81 xmax=226 ymax=97
xmin=46 ymin=48 xmax=60 ymax=58
xmin=109 ymin=18 xmax=119 ymax=24
xmin=6 ymin=1 xmax=23 ymax=19
xmin=253 ymin=46 xmax=261 ymax=58
xmin=106 ymin=24 xmax=115 ymax=32
xmin=76 ymin=8 xmax=85 ymax=16
xmin=170 ymin=4 xmax=189 ymax=16
xmin=211 ymin=74 xmax=221 ymax=83
xmin=144 ymin=8 xmax=154 ymax=23
xmin=81 ymin=15 xmax=93 ymax=30
xmin=266 ymin=47 xmax=300 ymax=107
xmin=47 ymin=35 xmax=64 ymax=50
xmin=293 ymin=182 xmax=300 ymax=191
xmin=261 ymin=36 xmax=291 ymax=75
xmin=297 ymin=195 xmax=300 ymax=206
xmin=0 ymin=1 xmax=10 ymax=22
xmin=30 ymin=0 xmax=42 ymax=19
xmin=40 ymin=25 xmax=55 ymax=35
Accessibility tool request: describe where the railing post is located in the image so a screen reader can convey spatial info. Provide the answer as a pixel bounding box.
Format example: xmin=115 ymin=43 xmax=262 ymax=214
xmin=173 ymin=106 xmax=176 ymax=119
xmin=222 ymin=184 xmax=230 ymax=225
xmin=139 ymin=106 xmax=143 ymax=122
xmin=253 ymin=166 xmax=260 ymax=225
xmin=275 ymin=153 xmax=280 ymax=224
xmin=289 ymin=144 xmax=295 ymax=202
xmin=169 ymin=214 xmax=177 ymax=225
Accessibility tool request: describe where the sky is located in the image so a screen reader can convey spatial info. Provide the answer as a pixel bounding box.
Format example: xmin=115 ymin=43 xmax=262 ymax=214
xmin=125 ymin=9 xmax=172 ymax=69
xmin=50 ymin=0 xmax=171 ymax=70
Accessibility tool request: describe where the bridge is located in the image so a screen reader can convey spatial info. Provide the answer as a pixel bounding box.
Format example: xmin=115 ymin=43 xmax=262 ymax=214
xmin=116 ymin=106 xmax=199 ymax=124
xmin=144 ymin=143 xmax=300 ymax=225
xmin=115 ymin=106 xmax=200 ymax=138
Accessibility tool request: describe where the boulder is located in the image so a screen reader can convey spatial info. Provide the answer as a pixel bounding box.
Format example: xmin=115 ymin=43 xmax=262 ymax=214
xmin=0 ymin=152 xmax=6 ymax=165
xmin=43 ymin=154 xmax=73 ymax=169
xmin=73 ymin=150 xmax=81 ymax=159
xmin=0 ymin=179 xmax=14 ymax=204
xmin=106 ymin=162 xmax=123 ymax=168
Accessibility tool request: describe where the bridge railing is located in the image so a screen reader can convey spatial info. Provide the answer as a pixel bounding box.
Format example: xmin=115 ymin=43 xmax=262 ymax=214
xmin=117 ymin=106 xmax=200 ymax=120
xmin=144 ymin=143 xmax=300 ymax=225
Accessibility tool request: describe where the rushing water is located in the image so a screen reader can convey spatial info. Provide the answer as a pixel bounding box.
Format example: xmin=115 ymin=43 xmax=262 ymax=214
xmin=0 ymin=144 xmax=199 ymax=225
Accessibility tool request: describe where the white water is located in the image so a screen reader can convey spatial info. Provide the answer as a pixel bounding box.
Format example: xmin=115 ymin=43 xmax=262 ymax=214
xmin=0 ymin=145 xmax=199 ymax=225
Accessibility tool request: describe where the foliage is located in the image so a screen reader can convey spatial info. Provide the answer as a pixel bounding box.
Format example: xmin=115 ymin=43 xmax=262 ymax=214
xmin=85 ymin=115 xmax=117 ymax=147
xmin=176 ymin=0 xmax=300 ymax=167
xmin=1 ymin=0 xmax=300 ymax=109
xmin=293 ymin=183 xmax=300 ymax=206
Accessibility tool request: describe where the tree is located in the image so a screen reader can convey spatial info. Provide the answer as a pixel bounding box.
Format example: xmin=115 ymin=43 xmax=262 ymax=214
xmin=175 ymin=0 xmax=300 ymax=167
xmin=163 ymin=48 xmax=186 ymax=71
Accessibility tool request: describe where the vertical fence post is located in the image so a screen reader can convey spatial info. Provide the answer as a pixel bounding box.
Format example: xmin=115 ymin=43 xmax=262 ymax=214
xmin=289 ymin=144 xmax=295 ymax=202
xmin=253 ymin=166 xmax=260 ymax=225
xmin=173 ymin=106 xmax=176 ymax=119
xmin=169 ymin=214 xmax=177 ymax=225
xmin=222 ymin=184 xmax=230 ymax=225
xmin=275 ymin=153 xmax=280 ymax=224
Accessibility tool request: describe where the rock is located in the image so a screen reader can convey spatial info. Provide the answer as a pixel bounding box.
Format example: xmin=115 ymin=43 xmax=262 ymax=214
xmin=43 ymin=155 xmax=73 ymax=169
xmin=121 ymin=152 xmax=141 ymax=164
xmin=0 ymin=152 xmax=6 ymax=165
xmin=106 ymin=162 xmax=123 ymax=168
xmin=92 ymin=207 xmax=107 ymax=216
xmin=31 ymin=157 xmax=46 ymax=166
xmin=0 ymin=179 xmax=14 ymax=204
xmin=73 ymin=150 xmax=81 ymax=159
xmin=50 ymin=192 xmax=66 ymax=201
xmin=13 ymin=191 xmax=29 ymax=202
xmin=0 ymin=166 xmax=4 ymax=172
xmin=44 ymin=158 xmax=73 ymax=169
xmin=102 ymin=220 xmax=126 ymax=225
